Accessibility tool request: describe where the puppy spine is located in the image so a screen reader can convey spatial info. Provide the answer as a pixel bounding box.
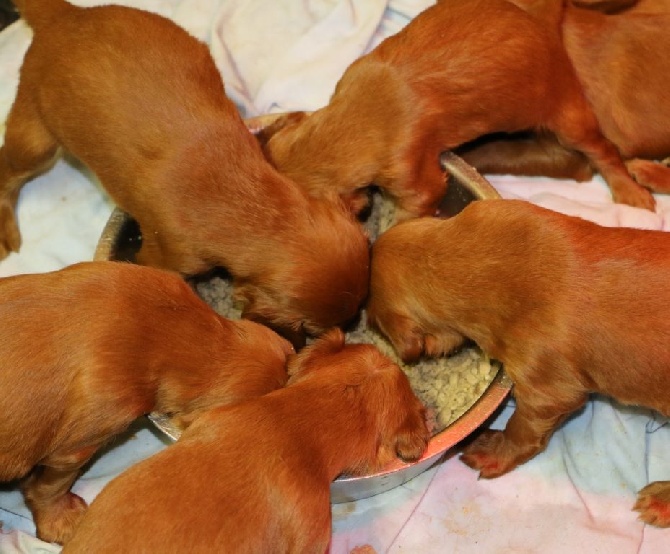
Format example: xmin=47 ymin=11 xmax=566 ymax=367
xmin=13 ymin=0 xmax=71 ymax=30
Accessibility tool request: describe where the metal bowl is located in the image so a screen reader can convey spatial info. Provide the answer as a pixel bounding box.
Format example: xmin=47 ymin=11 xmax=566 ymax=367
xmin=93 ymin=113 xmax=511 ymax=503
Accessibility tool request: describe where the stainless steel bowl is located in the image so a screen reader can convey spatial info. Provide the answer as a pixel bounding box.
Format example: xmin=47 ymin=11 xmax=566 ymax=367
xmin=94 ymin=113 xmax=511 ymax=503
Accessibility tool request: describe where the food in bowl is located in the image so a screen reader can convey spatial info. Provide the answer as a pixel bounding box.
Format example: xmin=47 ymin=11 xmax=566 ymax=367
xmin=94 ymin=114 xmax=511 ymax=502
xmin=195 ymin=190 xmax=501 ymax=434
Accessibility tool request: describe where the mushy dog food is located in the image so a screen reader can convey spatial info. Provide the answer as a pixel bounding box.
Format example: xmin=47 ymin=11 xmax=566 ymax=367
xmin=194 ymin=191 xmax=500 ymax=435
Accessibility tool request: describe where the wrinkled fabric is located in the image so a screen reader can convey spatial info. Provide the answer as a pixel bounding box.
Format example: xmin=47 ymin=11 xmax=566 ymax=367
xmin=0 ymin=1 xmax=668 ymax=552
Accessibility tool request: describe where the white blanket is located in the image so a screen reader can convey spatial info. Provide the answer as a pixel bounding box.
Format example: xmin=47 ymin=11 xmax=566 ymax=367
xmin=0 ymin=1 xmax=668 ymax=552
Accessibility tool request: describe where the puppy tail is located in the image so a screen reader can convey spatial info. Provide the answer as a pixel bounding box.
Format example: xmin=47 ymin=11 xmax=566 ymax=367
xmin=13 ymin=0 xmax=73 ymax=31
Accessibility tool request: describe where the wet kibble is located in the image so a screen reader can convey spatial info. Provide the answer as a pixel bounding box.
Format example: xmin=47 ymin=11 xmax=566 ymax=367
xmin=195 ymin=192 xmax=500 ymax=435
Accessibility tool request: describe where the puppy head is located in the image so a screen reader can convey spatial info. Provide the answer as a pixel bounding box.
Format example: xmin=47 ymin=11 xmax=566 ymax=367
xmin=262 ymin=109 xmax=363 ymax=213
xmin=236 ymin=202 xmax=370 ymax=347
xmin=286 ymin=329 xmax=430 ymax=473
xmin=343 ymin=343 xmax=430 ymax=472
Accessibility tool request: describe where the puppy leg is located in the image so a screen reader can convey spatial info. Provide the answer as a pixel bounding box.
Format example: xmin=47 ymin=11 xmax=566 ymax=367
xmin=457 ymin=133 xmax=594 ymax=181
xmin=21 ymin=447 xmax=97 ymax=544
xmin=626 ymin=159 xmax=670 ymax=194
xmin=461 ymin=380 xmax=587 ymax=478
xmin=634 ymin=481 xmax=670 ymax=528
xmin=549 ymin=91 xmax=655 ymax=210
xmin=392 ymin=145 xmax=449 ymax=220
xmin=0 ymin=85 xmax=60 ymax=259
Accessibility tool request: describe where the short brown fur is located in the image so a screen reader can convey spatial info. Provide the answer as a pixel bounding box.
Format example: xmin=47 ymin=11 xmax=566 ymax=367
xmin=262 ymin=0 xmax=653 ymax=220
xmin=0 ymin=0 xmax=370 ymax=343
xmin=367 ymin=199 xmax=670 ymax=527
xmin=62 ymin=329 xmax=429 ymax=553
xmin=0 ymin=261 xmax=292 ymax=544
xmin=458 ymin=0 xmax=670 ymax=195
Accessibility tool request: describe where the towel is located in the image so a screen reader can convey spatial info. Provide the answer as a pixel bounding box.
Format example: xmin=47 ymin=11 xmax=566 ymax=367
xmin=0 ymin=1 xmax=668 ymax=552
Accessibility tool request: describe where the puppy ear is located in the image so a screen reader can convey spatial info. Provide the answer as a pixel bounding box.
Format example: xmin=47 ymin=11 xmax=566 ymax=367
xmin=369 ymin=363 xmax=430 ymax=467
xmin=243 ymin=309 xmax=307 ymax=351
xmin=255 ymin=111 xmax=308 ymax=148
xmin=369 ymin=311 xmax=425 ymax=364
xmin=286 ymin=328 xmax=345 ymax=379
xmin=393 ymin=401 xmax=430 ymax=462
xmin=238 ymin=285 xmax=307 ymax=350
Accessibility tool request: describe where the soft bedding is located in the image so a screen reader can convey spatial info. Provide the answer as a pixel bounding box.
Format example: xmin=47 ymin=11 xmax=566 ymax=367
xmin=0 ymin=1 xmax=668 ymax=552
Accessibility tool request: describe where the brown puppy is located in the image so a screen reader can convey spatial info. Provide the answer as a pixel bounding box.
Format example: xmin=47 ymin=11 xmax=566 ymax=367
xmin=0 ymin=261 xmax=293 ymax=544
xmin=261 ymin=0 xmax=652 ymax=221
xmin=0 ymin=0 xmax=370 ymax=344
xmin=62 ymin=328 xmax=430 ymax=554
xmin=367 ymin=199 xmax=670 ymax=527
xmin=458 ymin=0 xmax=670 ymax=193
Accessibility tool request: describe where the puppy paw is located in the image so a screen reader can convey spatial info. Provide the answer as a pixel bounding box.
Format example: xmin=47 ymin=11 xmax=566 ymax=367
xmin=626 ymin=159 xmax=670 ymax=195
xmin=460 ymin=430 xmax=519 ymax=479
xmin=34 ymin=492 xmax=88 ymax=545
xmin=610 ymin=180 xmax=656 ymax=212
xmin=633 ymin=481 xmax=670 ymax=528
xmin=0 ymin=203 xmax=21 ymax=259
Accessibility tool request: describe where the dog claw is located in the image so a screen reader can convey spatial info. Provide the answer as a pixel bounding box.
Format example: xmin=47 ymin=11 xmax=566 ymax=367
xmin=611 ymin=183 xmax=656 ymax=212
xmin=460 ymin=430 xmax=515 ymax=479
xmin=626 ymin=159 xmax=670 ymax=195
xmin=633 ymin=482 xmax=670 ymax=528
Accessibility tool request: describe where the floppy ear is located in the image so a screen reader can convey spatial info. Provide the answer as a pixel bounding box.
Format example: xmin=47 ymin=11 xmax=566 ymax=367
xmin=242 ymin=308 xmax=307 ymax=351
xmin=363 ymin=357 xmax=430 ymax=468
xmin=237 ymin=283 xmax=307 ymax=350
xmin=286 ymin=328 xmax=345 ymax=380
xmin=392 ymin=394 xmax=430 ymax=462
xmin=255 ymin=111 xmax=309 ymax=148
xmin=369 ymin=310 xmax=425 ymax=364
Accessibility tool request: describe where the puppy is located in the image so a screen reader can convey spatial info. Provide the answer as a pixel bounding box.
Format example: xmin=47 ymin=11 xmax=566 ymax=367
xmin=458 ymin=0 xmax=670 ymax=194
xmin=62 ymin=328 xmax=430 ymax=553
xmin=367 ymin=199 xmax=670 ymax=527
xmin=0 ymin=261 xmax=293 ymax=544
xmin=261 ymin=0 xmax=652 ymax=222
xmin=0 ymin=0 xmax=370 ymax=345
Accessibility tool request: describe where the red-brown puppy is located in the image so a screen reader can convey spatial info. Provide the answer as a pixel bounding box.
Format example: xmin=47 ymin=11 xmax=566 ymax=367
xmin=261 ymin=0 xmax=652 ymax=221
xmin=0 ymin=261 xmax=293 ymax=544
xmin=458 ymin=0 xmax=670 ymax=192
xmin=0 ymin=0 xmax=370 ymax=345
xmin=367 ymin=199 xmax=670 ymax=527
xmin=62 ymin=328 xmax=430 ymax=553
